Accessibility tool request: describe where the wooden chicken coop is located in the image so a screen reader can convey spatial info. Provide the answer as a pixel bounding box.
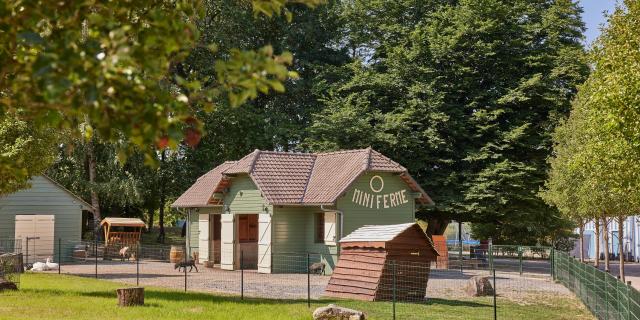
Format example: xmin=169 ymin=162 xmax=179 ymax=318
xmin=325 ymin=223 xmax=439 ymax=302
xmin=100 ymin=218 xmax=146 ymax=247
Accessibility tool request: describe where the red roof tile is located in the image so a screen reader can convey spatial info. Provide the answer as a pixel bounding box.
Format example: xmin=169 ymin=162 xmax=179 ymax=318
xmin=171 ymin=161 xmax=236 ymax=208
xmin=172 ymin=148 xmax=433 ymax=207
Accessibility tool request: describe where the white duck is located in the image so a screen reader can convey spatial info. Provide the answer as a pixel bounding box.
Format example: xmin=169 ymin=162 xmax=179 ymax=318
xmin=45 ymin=257 xmax=59 ymax=271
xmin=31 ymin=261 xmax=47 ymax=272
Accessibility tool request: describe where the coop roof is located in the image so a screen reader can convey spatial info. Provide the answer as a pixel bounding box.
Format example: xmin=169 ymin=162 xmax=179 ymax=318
xmin=172 ymin=148 xmax=433 ymax=207
xmin=340 ymin=223 xmax=418 ymax=242
xmin=100 ymin=217 xmax=146 ymax=228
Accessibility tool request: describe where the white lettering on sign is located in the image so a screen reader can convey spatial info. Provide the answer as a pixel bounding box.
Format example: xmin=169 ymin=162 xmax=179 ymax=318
xmin=351 ymin=176 xmax=409 ymax=209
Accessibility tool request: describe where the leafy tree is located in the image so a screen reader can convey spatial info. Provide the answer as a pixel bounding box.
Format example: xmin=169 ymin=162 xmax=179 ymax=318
xmin=543 ymin=0 xmax=640 ymax=280
xmin=0 ymin=113 xmax=57 ymax=194
xmin=175 ymin=0 xmax=349 ymax=183
xmin=305 ymin=0 xmax=589 ymax=244
xmin=0 ymin=0 xmax=323 ymax=189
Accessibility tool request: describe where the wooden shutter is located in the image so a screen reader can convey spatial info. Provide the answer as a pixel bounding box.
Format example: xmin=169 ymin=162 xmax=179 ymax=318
xmin=198 ymin=214 xmax=210 ymax=262
xmin=324 ymin=212 xmax=336 ymax=245
xmin=220 ymin=214 xmax=235 ymax=270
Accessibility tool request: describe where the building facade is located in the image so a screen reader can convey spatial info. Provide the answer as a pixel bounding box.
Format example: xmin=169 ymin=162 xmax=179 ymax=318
xmin=576 ymin=217 xmax=640 ymax=262
xmin=171 ymin=148 xmax=433 ymax=274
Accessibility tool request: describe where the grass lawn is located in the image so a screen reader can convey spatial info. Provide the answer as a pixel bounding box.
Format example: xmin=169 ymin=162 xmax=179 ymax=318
xmin=0 ymin=274 xmax=594 ymax=320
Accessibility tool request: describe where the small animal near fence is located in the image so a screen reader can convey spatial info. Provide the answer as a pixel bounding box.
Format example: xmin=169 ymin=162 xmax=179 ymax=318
xmin=100 ymin=218 xmax=146 ymax=259
xmin=325 ymin=223 xmax=439 ymax=301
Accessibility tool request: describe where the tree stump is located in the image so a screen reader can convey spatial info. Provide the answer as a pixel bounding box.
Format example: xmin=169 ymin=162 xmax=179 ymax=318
xmin=116 ymin=287 xmax=144 ymax=306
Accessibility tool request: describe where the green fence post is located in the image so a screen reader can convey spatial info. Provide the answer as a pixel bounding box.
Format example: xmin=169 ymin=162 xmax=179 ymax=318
xmin=489 ymin=241 xmax=494 ymax=271
xmin=593 ymin=266 xmax=598 ymax=319
xmin=392 ymin=261 xmax=396 ymax=320
xmin=58 ymin=238 xmax=61 ymax=275
xmin=550 ymin=248 xmax=554 ymax=280
xmin=605 ymin=272 xmax=609 ymax=320
xmin=518 ymin=246 xmax=523 ymax=276
xmin=626 ymin=281 xmax=632 ymax=320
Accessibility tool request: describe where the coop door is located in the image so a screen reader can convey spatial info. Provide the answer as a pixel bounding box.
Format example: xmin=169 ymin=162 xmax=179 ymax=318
xmin=14 ymin=215 xmax=55 ymax=263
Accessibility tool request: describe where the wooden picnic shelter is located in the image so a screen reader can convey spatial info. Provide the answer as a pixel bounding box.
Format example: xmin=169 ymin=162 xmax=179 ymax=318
xmin=100 ymin=217 xmax=146 ymax=246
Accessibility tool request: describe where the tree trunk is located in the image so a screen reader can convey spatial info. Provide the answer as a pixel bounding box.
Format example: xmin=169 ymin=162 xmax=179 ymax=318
xmin=579 ymin=222 xmax=584 ymax=263
xmin=146 ymin=207 xmax=155 ymax=233
xmin=603 ymin=218 xmax=610 ymax=272
xmin=116 ymin=287 xmax=144 ymax=306
xmin=156 ymin=149 xmax=166 ymax=244
xmin=594 ymin=218 xmax=600 ymax=268
xmin=425 ymin=217 xmax=450 ymax=238
xmin=618 ymin=216 xmax=625 ymax=282
xmin=87 ymin=139 xmax=101 ymax=232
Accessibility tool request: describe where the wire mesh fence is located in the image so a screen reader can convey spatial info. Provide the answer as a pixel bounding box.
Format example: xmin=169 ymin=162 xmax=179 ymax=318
xmin=554 ymin=250 xmax=640 ymax=320
xmin=8 ymin=238 xmax=601 ymax=319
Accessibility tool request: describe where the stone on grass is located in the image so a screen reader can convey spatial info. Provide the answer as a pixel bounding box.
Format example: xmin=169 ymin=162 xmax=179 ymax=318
xmin=465 ymin=276 xmax=494 ymax=297
xmin=313 ymin=304 xmax=366 ymax=320
xmin=0 ymin=279 xmax=18 ymax=291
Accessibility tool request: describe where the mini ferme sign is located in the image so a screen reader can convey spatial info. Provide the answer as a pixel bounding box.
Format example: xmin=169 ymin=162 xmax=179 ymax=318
xmin=351 ymin=175 xmax=409 ymax=209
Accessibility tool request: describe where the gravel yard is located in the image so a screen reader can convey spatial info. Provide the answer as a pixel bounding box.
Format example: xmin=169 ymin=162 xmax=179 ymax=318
xmin=50 ymin=259 xmax=573 ymax=302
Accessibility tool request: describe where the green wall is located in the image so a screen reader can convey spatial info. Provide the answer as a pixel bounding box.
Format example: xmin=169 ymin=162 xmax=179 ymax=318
xmin=336 ymin=172 xmax=416 ymax=236
xmin=0 ymin=176 xmax=85 ymax=260
xmin=225 ymin=175 xmax=269 ymax=214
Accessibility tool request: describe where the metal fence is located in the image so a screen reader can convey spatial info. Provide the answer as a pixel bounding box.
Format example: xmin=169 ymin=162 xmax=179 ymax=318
xmin=553 ymin=250 xmax=640 ymax=320
xmin=4 ymin=238 xmax=586 ymax=319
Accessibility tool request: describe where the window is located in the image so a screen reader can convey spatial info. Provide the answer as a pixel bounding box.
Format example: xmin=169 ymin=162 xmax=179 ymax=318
xmin=315 ymin=212 xmax=336 ymax=245
xmin=238 ymin=215 xmax=258 ymax=243
xmin=315 ymin=213 xmax=325 ymax=243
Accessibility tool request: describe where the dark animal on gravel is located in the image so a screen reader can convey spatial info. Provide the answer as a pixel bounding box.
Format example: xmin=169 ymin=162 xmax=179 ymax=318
xmin=309 ymin=262 xmax=325 ymax=275
xmin=175 ymin=260 xmax=198 ymax=272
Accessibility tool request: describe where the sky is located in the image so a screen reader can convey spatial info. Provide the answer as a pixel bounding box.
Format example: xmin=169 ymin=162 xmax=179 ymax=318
xmin=578 ymin=0 xmax=618 ymax=45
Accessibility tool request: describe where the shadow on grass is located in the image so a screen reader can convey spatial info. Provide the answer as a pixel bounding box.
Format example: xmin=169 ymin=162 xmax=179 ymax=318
xmin=18 ymin=286 xmax=492 ymax=310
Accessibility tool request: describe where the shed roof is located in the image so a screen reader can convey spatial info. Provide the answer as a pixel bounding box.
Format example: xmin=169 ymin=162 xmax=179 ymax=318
xmin=100 ymin=217 xmax=146 ymax=228
xmin=172 ymin=148 xmax=433 ymax=207
xmin=340 ymin=223 xmax=418 ymax=242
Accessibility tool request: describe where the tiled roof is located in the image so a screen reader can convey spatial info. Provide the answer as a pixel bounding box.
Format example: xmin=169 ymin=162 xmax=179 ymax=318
xmin=171 ymin=161 xmax=236 ymax=207
xmin=173 ymin=148 xmax=433 ymax=207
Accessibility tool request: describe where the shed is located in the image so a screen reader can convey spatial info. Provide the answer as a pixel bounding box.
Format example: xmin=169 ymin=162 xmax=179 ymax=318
xmin=0 ymin=176 xmax=94 ymax=263
xmin=324 ymin=223 xmax=439 ymax=301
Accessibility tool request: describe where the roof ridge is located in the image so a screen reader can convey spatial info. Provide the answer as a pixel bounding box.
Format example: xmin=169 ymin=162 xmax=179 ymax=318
xmin=248 ymin=149 xmax=261 ymax=174
xmin=316 ymin=149 xmax=370 ymax=156
xmin=258 ymin=150 xmax=315 ymax=156
xmin=363 ymin=147 xmax=372 ymax=171
xmin=299 ymin=154 xmax=319 ymax=202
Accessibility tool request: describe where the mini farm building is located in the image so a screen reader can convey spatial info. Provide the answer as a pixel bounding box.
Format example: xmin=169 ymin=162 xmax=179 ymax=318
xmin=325 ymin=223 xmax=439 ymax=301
xmin=172 ymin=148 xmax=433 ymax=274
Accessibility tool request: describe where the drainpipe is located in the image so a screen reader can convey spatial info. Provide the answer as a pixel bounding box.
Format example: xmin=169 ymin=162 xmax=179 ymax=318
xmin=320 ymin=205 xmax=343 ymax=258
